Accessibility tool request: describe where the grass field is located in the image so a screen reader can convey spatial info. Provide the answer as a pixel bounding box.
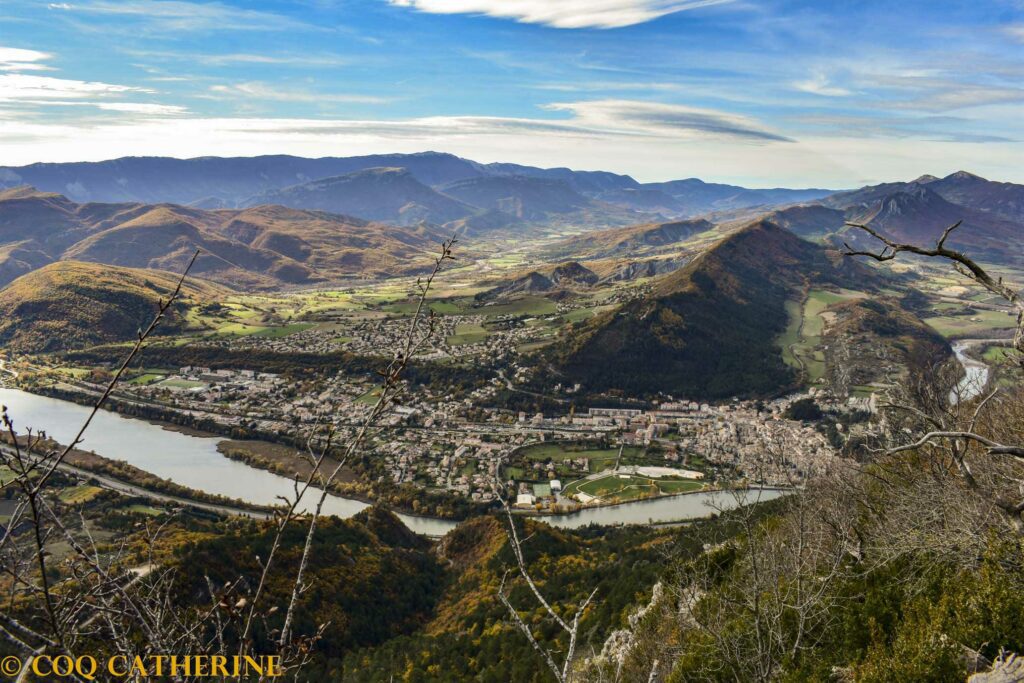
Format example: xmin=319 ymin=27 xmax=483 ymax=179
xmin=124 ymin=504 xmax=163 ymax=516
xmin=780 ymin=289 xmax=865 ymax=382
xmin=475 ymin=296 xmax=559 ymax=317
xmin=157 ymin=378 xmax=206 ymax=390
xmin=447 ymin=322 xmax=489 ymax=346
xmin=924 ymin=309 xmax=1018 ymax=337
xmin=517 ymin=338 xmax=556 ymax=353
xmin=250 ymin=323 xmax=312 ymax=338
xmin=561 ymin=473 xmax=704 ymax=503
xmin=356 ymin=386 xmax=383 ymax=405
xmin=58 ymin=367 xmax=92 ymax=379
xmin=57 ymin=484 xmax=104 ymax=504
xmin=515 ymin=443 xmax=644 ymax=476
xmin=0 ymin=466 xmax=17 ymax=485
xmin=982 ymin=345 xmax=1022 ymax=364
xmin=384 ymin=299 xmax=466 ymax=316
xmin=127 ymin=373 xmax=165 ymax=386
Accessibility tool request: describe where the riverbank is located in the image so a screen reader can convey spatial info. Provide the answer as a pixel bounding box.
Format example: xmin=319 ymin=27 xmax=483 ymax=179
xmin=0 ymin=431 xmax=271 ymax=516
xmin=0 ymin=386 xmax=790 ymax=535
xmin=27 ymin=381 xmax=487 ymax=521
xmin=511 ymin=484 xmax=791 ymax=518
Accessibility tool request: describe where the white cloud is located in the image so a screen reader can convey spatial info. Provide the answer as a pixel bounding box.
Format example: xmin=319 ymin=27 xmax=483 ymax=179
xmin=48 ymin=1 xmax=311 ymax=32
xmin=1004 ymin=24 xmax=1024 ymax=42
xmin=0 ymin=47 xmax=54 ymax=72
xmin=95 ymin=102 xmax=187 ymax=115
xmin=208 ymin=82 xmax=389 ymax=105
xmin=792 ymin=73 xmax=852 ymax=97
xmin=544 ymin=99 xmax=792 ymax=141
xmin=0 ymin=73 xmax=150 ymax=100
xmin=388 ymin=0 xmax=735 ymax=29
xmin=0 ymin=47 xmax=185 ymax=117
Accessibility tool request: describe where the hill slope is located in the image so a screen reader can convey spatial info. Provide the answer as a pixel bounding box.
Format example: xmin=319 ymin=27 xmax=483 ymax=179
xmin=0 ymin=189 xmax=440 ymax=288
xmin=547 ymin=218 xmax=714 ymax=260
xmin=845 ymin=185 xmax=1021 ymax=261
xmin=0 ymin=261 xmax=225 ymax=352
xmin=547 ymin=220 xmax=873 ymax=399
xmin=244 ymin=167 xmax=475 ymax=226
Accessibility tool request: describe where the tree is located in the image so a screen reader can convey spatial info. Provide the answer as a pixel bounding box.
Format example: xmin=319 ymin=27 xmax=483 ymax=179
xmin=0 ymin=237 xmax=457 ymax=680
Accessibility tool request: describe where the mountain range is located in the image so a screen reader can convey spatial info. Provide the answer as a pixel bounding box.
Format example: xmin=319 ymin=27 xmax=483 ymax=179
xmin=0 ymin=187 xmax=440 ymax=289
xmin=0 ymin=152 xmax=834 ymax=228
xmin=0 ymin=161 xmax=1020 ymax=303
xmin=544 ymin=220 xmax=881 ymax=399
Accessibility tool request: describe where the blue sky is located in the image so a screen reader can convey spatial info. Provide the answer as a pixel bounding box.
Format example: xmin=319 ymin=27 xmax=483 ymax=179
xmin=0 ymin=0 xmax=1022 ymax=186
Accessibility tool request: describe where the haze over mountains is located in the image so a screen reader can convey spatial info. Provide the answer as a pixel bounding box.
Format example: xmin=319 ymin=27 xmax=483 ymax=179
xmin=0 ymin=154 xmax=1020 ymax=303
xmin=0 ymin=187 xmax=441 ymax=289
xmin=0 ymin=152 xmax=834 ymax=227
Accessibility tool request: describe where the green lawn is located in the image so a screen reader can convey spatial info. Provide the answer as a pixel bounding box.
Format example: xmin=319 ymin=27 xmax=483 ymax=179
xmin=475 ymin=296 xmax=558 ymax=317
xmin=562 ymin=473 xmax=703 ymax=503
xmin=517 ymin=443 xmax=643 ymax=473
xmin=779 ymin=289 xmax=865 ymax=382
xmin=447 ymin=323 xmax=489 ymax=346
xmin=356 ymin=386 xmax=383 ymax=405
xmin=157 ymin=378 xmax=206 ymax=389
xmin=251 ymin=323 xmax=313 ymax=338
xmin=127 ymin=373 xmax=165 ymax=386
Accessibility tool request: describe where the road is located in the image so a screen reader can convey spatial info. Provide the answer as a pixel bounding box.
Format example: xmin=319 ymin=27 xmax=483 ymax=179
xmin=0 ymin=443 xmax=271 ymax=520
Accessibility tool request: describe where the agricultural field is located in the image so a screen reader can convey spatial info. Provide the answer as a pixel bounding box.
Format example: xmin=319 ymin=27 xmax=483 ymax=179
xmin=57 ymin=484 xmax=104 ymax=505
xmin=780 ymin=288 xmax=866 ymax=383
xmin=923 ymin=309 xmax=1018 ymax=337
xmin=447 ymin=323 xmax=489 ymax=346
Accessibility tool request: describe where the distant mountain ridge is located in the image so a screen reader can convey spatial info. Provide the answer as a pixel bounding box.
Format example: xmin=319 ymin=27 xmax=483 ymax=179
xmin=813 ymin=171 xmax=1024 ymax=263
xmin=244 ymin=167 xmax=476 ymax=226
xmin=0 ymin=188 xmax=441 ymax=289
xmin=0 ymin=153 xmax=836 ymax=227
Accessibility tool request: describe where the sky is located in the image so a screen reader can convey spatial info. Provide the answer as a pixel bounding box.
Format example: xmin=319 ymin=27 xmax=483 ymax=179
xmin=0 ymin=0 xmax=1022 ymax=187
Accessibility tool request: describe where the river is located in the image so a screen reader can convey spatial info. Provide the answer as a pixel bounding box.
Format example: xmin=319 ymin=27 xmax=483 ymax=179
xmin=0 ymin=387 xmax=782 ymax=536
xmin=951 ymin=340 xmax=990 ymax=404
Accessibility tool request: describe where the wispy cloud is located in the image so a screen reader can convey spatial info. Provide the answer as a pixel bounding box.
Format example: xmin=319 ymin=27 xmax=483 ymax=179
xmin=208 ymin=82 xmax=389 ymax=105
xmin=48 ymin=1 xmax=311 ymax=32
xmin=792 ymin=73 xmax=852 ymax=97
xmin=94 ymin=102 xmax=187 ymax=115
xmin=122 ymin=48 xmax=349 ymax=68
xmin=388 ymin=0 xmax=736 ymax=29
xmin=0 ymin=73 xmax=149 ymax=100
xmin=795 ymin=113 xmax=1016 ymax=143
xmin=544 ymin=99 xmax=793 ymax=142
xmin=0 ymin=47 xmax=54 ymax=72
xmin=0 ymin=46 xmax=185 ymax=116
xmin=1004 ymin=24 xmax=1024 ymax=42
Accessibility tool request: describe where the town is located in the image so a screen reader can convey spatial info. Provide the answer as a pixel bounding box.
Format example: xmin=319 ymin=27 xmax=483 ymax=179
xmin=20 ymin=351 xmax=856 ymax=512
